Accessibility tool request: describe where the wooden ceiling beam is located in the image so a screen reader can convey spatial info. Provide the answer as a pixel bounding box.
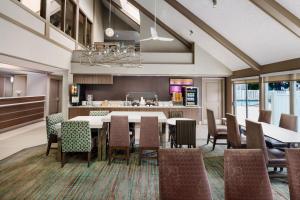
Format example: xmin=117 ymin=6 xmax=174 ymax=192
xmin=127 ymin=0 xmax=193 ymax=50
xmin=250 ymin=0 xmax=300 ymax=38
xmin=165 ymin=0 xmax=261 ymax=71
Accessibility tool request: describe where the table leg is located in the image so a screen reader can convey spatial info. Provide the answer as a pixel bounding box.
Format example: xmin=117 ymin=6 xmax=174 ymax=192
xmin=98 ymin=122 xmax=108 ymax=161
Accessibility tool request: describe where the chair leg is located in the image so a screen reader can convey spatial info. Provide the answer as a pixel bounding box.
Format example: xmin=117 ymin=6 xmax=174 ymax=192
xmin=127 ymin=148 xmax=130 ymax=165
xmin=61 ymin=152 xmax=65 ymax=168
xmin=206 ymin=134 xmax=210 ymax=144
xmin=108 ymin=148 xmax=112 ymax=165
xmin=46 ymin=141 xmax=51 ymax=156
xmin=227 ymin=141 xmax=231 ymax=149
xmin=212 ymin=137 xmax=217 ymax=151
xmin=87 ymin=152 xmax=91 ymax=167
xmin=139 ymin=148 xmax=142 ymax=166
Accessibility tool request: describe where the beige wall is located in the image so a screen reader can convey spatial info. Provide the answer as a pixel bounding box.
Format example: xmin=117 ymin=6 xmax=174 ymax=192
xmin=12 ymin=75 xmax=27 ymax=96
xmin=93 ymin=0 xmax=104 ymax=43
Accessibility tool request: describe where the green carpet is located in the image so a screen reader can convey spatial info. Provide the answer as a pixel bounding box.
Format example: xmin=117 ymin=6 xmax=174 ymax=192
xmin=0 ymin=144 xmax=290 ymax=200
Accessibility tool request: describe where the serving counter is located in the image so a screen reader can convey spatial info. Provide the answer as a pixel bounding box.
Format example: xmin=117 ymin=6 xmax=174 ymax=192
xmin=69 ymin=105 xmax=202 ymax=123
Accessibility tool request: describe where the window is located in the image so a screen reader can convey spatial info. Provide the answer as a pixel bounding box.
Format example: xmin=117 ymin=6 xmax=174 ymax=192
xmin=265 ymin=81 xmax=290 ymax=125
xmin=18 ymin=0 xmax=46 ymax=18
xmin=86 ymin=20 xmax=92 ymax=46
xmin=65 ymin=0 xmax=76 ymax=39
xmin=78 ymin=11 xmax=85 ymax=45
xmin=234 ymin=83 xmax=259 ymax=121
xmin=78 ymin=11 xmax=93 ymax=46
xmin=50 ymin=0 xmax=63 ymax=29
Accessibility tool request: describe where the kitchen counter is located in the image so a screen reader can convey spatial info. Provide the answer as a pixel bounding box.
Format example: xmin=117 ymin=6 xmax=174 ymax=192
xmin=69 ymin=104 xmax=202 ymax=123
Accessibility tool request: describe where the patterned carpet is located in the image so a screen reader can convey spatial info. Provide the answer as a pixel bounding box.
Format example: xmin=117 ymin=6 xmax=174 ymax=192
xmin=0 ymin=143 xmax=290 ymax=200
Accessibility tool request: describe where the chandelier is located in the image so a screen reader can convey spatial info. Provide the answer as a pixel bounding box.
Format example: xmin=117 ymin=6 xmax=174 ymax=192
xmin=72 ymin=42 xmax=142 ymax=68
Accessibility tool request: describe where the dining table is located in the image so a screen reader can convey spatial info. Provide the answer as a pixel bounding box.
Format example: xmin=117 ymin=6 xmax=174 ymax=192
xmin=223 ymin=117 xmax=300 ymax=144
xmin=166 ymin=118 xmax=194 ymax=126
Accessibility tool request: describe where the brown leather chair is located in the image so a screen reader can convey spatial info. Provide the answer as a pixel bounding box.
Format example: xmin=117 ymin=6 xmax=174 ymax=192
xmin=108 ymin=116 xmax=130 ymax=165
xmin=279 ymin=114 xmax=298 ymax=132
xmin=159 ymin=149 xmax=212 ymax=200
xmin=170 ymin=120 xmax=196 ymax=148
xmin=226 ymin=113 xmax=246 ymax=149
xmin=267 ymin=114 xmax=298 ymax=149
xmin=139 ymin=117 xmax=159 ymax=165
xmin=286 ymin=149 xmax=300 ymax=200
xmin=258 ymin=110 xmax=272 ymax=124
xmin=246 ymin=120 xmax=286 ymax=169
xmin=224 ymin=149 xmax=273 ymax=200
xmin=207 ymin=109 xmax=227 ymax=150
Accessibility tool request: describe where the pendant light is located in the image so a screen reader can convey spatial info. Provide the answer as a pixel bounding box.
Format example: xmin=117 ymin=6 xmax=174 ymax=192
xmin=105 ymin=0 xmax=114 ymax=37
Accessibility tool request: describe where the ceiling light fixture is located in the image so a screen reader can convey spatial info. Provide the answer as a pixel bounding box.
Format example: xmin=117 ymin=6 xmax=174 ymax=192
xmin=213 ymin=0 xmax=217 ymax=8
xmin=10 ymin=76 xmax=14 ymax=83
xmin=105 ymin=0 xmax=114 ymax=37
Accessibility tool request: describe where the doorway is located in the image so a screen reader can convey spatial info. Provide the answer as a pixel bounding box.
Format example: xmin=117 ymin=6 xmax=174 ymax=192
xmin=202 ymin=78 xmax=224 ymax=124
xmin=49 ymin=78 xmax=62 ymax=114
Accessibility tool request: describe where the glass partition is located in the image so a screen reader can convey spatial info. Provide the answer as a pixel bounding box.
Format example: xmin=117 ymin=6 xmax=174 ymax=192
xmin=265 ymin=81 xmax=290 ymax=125
xmin=234 ymin=83 xmax=259 ymax=122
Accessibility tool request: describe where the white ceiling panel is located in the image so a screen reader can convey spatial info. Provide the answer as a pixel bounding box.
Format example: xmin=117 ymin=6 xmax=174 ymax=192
xmin=136 ymin=0 xmax=248 ymax=71
xmin=178 ymin=0 xmax=300 ymax=65
xmin=276 ymin=0 xmax=300 ymax=19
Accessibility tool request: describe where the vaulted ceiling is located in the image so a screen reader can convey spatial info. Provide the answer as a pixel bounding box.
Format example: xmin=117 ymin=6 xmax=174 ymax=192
xmin=129 ymin=0 xmax=300 ymax=71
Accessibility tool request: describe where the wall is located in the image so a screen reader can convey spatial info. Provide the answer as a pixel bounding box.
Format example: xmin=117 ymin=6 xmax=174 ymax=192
xmin=80 ymin=76 xmax=202 ymax=101
xmin=93 ymin=0 xmax=104 ymax=42
xmin=26 ymin=73 xmax=47 ymax=96
xmin=12 ymin=75 xmax=27 ymax=96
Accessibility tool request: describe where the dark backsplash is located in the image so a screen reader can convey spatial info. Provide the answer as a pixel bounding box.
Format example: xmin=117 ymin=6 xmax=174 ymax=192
xmin=80 ymin=76 xmax=202 ymax=101
xmin=81 ymin=76 xmax=170 ymax=101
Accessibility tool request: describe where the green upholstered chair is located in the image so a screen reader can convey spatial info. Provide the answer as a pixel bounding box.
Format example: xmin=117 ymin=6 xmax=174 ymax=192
xmin=61 ymin=121 xmax=92 ymax=167
xmin=89 ymin=110 xmax=110 ymax=116
xmin=46 ymin=113 xmax=64 ymax=156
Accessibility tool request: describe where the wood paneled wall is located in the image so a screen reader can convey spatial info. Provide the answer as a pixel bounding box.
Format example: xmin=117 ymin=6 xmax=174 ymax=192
xmin=0 ymin=96 xmax=45 ymax=132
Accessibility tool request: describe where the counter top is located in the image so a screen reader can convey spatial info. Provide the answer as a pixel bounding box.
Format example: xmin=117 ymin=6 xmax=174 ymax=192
xmin=69 ymin=105 xmax=201 ymax=109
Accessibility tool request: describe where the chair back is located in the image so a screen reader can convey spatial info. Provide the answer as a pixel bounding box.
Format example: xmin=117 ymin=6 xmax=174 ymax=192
xmin=176 ymin=120 xmax=196 ymax=146
xmin=159 ymin=149 xmax=212 ymax=200
xmin=246 ymin=120 xmax=269 ymax=163
xmin=224 ymin=149 xmax=273 ymax=200
xmin=140 ymin=117 xmax=159 ymax=148
xmin=279 ymin=114 xmax=298 ymax=132
xmin=169 ymin=111 xmax=183 ymax=118
xmin=226 ymin=113 xmax=241 ymax=148
xmin=207 ymin=109 xmax=217 ymax=136
xmin=89 ymin=110 xmax=109 ymax=116
xmin=46 ymin=113 xmax=64 ymax=139
xmin=286 ymin=149 xmax=300 ymax=200
xmin=61 ymin=121 xmax=91 ymax=153
xmin=258 ymin=110 xmax=272 ymax=124
xmin=109 ymin=116 xmax=130 ymax=147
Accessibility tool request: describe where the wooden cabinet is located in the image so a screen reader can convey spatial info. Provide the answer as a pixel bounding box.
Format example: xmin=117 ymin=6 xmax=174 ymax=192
xmin=73 ymin=74 xmax=113 ymax=84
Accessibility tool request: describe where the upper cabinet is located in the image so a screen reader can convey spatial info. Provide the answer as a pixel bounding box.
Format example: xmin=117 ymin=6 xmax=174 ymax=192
xmin=73 ymin=74 xmax=113 ymax=84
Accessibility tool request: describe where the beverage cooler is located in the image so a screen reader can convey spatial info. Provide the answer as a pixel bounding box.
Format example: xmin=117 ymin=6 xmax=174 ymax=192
xmin=182 ymin=87 xmax=199 ymax=106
